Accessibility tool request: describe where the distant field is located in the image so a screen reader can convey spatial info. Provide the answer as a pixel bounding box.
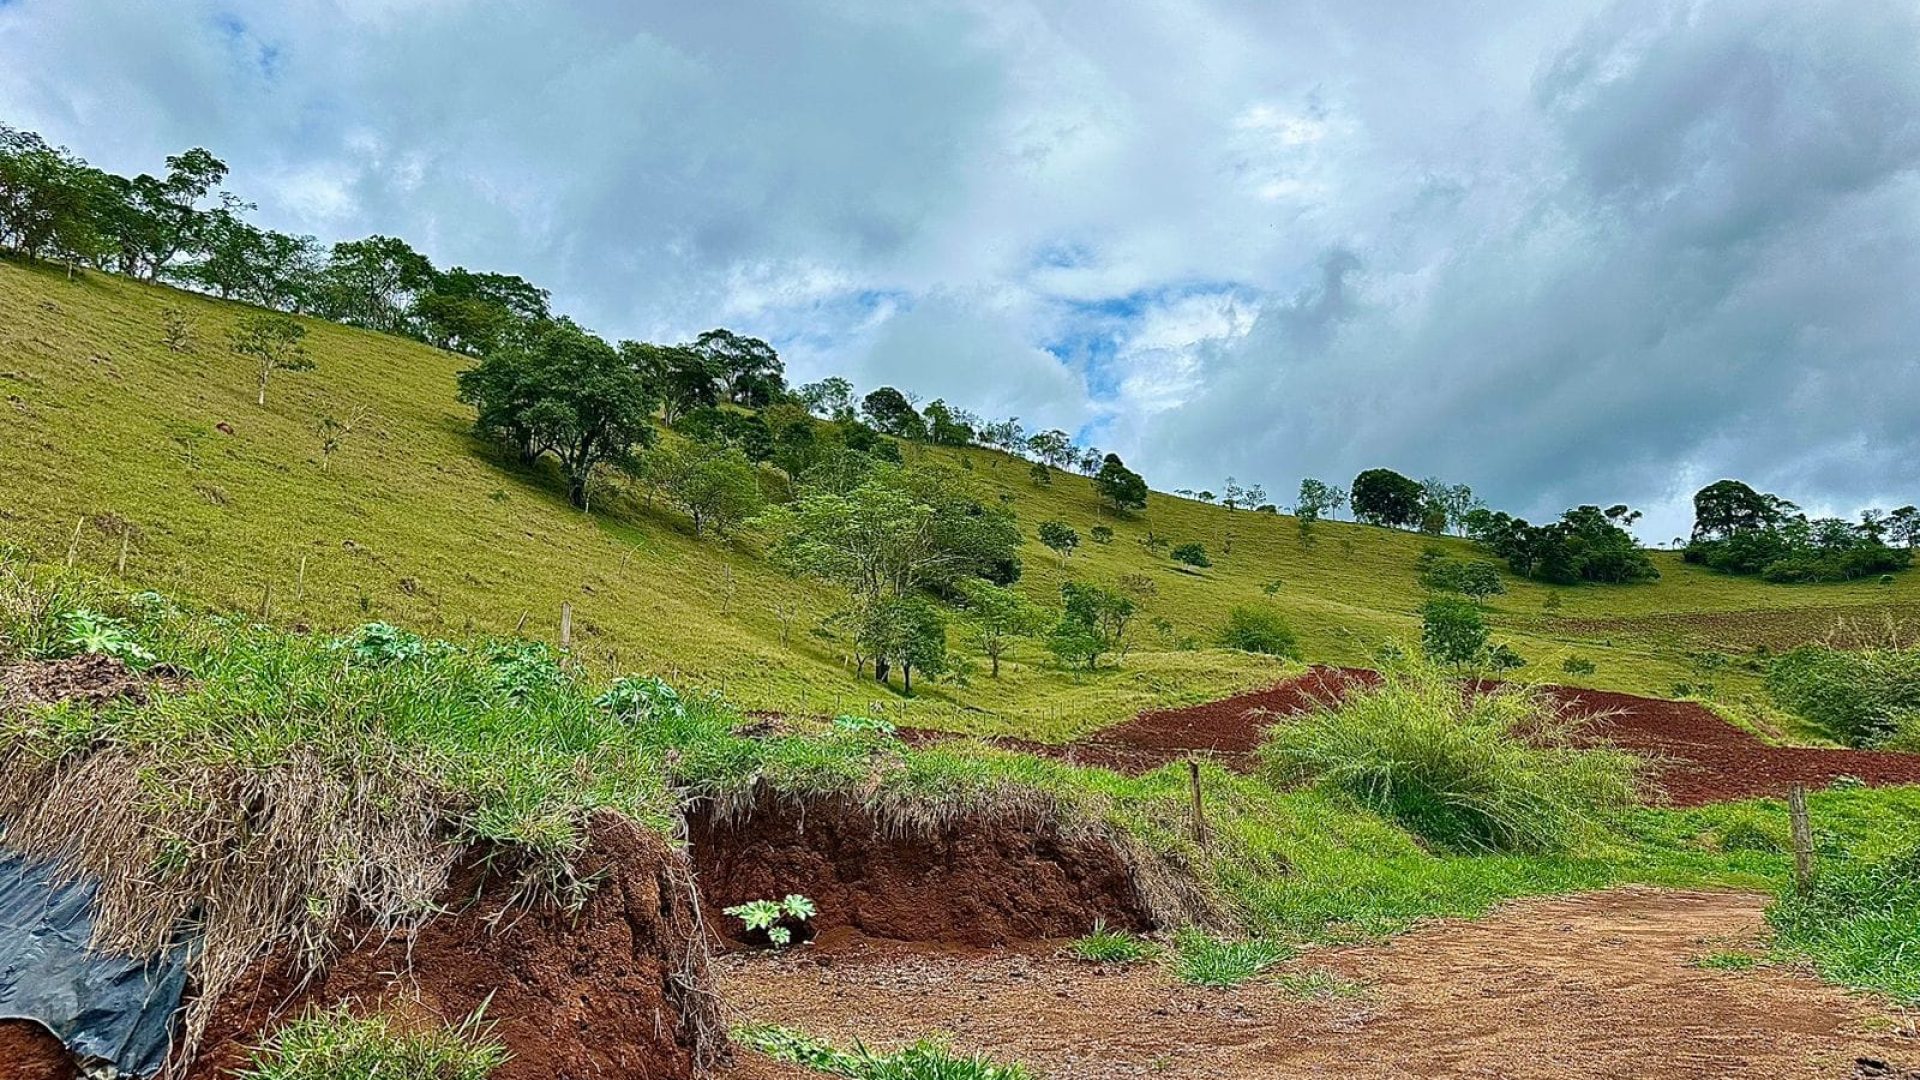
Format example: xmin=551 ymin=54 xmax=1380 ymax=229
xmin=4 ymin=257 xmax=1916 ymax=739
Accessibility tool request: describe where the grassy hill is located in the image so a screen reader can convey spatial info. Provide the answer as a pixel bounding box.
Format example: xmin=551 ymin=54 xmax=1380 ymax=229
xmin=4 ymin=256 xmax=1917 ymax=739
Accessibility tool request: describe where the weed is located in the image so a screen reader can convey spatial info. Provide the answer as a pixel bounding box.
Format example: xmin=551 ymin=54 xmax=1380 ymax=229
xmin=1692 ymin=950 xmax=1761 ymax=971
xmin=1173 ymin=928 xmax=1287 ymax=988
xmin=724 ymin=894 xmax=817 ymax=947
xmin=1068 ymin=920 xmax=1158 ymax=964
xmin=60 ymin=607 xmax=155 ymax=665
xmin=736 ymin=1023 xmax=1032 ymax=1080
xmin=1271 ymin=967 xmax=1366 ymax=999
xmin=1768 ymin=844 xmax=1920 ymax=1003
xmin=239 ymin=1004 xmax=506 ymax=1080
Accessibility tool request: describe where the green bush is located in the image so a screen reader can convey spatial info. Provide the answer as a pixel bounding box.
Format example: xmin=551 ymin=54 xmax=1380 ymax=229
xmin=1170 ymin=542 xmax=1211 ymax=568
xmin=1419 ymin=595 xmax=1486 ymax=667
xmin=1767 ymin=643 xmax=1920 ymax=747
xmin=1768 ymin=845 xmax=1920 ymax=1003
xmin=240 ymin=1006 xmax=505 ymax=1080
xmin=1259 ymin=670 xmax=1641 ymax=853
xmin=1216 ymin=605 xmax=1299 ymax=657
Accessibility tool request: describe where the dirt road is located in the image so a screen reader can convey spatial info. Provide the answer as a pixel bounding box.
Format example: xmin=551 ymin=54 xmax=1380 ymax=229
xmin=718 ymin=888 xmax=1917 ymax=1078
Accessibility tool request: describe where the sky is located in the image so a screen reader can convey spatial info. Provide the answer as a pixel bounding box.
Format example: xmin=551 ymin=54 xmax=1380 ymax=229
xmin=4 ymin=0 xmax=1918 ymax=541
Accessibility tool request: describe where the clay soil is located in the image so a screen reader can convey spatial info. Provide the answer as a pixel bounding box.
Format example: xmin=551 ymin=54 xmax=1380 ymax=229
xmin=183 ymin=813 xmax=722 ymax=1080
xmin=717 ymin=888 xmax=1920 ymax=1079
xmin=987 ymin=666 xmax=1920 ymax=806
xmin=689 ymin=787 xmax=1153 ymax=947
xmin=0 ymin=652 xmax=182 ymax=713
xmin=0 ymin=1020 xmax=77 ymax=1080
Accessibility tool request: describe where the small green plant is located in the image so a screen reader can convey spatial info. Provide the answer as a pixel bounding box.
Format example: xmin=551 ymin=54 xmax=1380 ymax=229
xmin=831 ymin=714 xmax=899 ymax=738
xmin=1173 ymin=928 xmax=1286 ymax=988
xmin=160 ymin=306 xmax=193 ymax=353
xmin=1216 ymin=605 xmax=1299 ymax=658
xmin=1692 ymin=950 xmax=1761 ymax=971
xmin=1089 ymin=525 xmax=1114 ymax=545
xmin=1068 ymin=920 xmax=1158 ymax=964
xmin=595 ymin=674 xmax=684 ymax=721
xmin=1561 ymin=655 xmax=1597 ymax=675
xmin=60 ymin=607 xmax=155 ymax=665
xmin=239 ymin=1004 xmax=506 ymax=1080
xmin=1170 ymin=542 xmax=1211 ymax=568
xmin=736 ymin=1024 xmax=1031 ymax=1080
xmin=483 ymin=640 xmax=568 ymax=700
xmin=1271 ymin=967 xmax=1366 ymax=999
xmin=724 ymin=893 xmax=816 ymax=946
xmin=337 ymin=622 xmax=425 ymax=666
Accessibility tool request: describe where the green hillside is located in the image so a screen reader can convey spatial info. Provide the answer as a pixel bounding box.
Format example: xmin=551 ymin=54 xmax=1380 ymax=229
xmin=3 ymin=257 xmax=1916 ymax=739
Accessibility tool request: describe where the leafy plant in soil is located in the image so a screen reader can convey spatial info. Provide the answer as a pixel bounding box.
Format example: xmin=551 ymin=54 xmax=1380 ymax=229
xmin=1173 ymin=928 xmax=1287 ymax=988
xmin=725 ymin=893 xmax=817 ymax=946
xmin=736 ymin=1023 xmax=1032 ymax=1080
xmin=238 ymin=1004 xmax=506 ymax=1080
xmin=1067 ymin=920 xmax=1158 ymax=964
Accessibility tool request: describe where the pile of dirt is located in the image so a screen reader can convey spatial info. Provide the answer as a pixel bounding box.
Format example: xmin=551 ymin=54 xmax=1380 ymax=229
xmin=0 ymin=1020 xmax=77 ymax=1080
xmin=689 ymin=787 xmax=1155 ymax=947
xmin=182 ymin=813 xmax=724 ymax=1080
xmin=1051 ymin=668 xmax=1920 ymax=806
xmin=0 ymin=653 xmax=181 ymax=713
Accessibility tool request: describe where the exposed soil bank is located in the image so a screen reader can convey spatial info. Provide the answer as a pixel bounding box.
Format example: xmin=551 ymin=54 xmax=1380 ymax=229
xmin=0 ymin=1020 xmax=78 ymax=1080
xmin=0 ymin=653 xmax=180 ymax=713
xmin=183 ymin=813 xmax=723 ymax=1080
xmin=689 ymin=787 xmax=1154 ymax=947
xmin=717 ymin=888 xmax=1916 ymax=1079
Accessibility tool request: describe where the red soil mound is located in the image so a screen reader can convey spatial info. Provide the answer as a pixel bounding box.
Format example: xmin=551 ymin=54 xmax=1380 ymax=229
xmin=0 ymin=1020 xmax=77 ymax=1080
xmin=1059 ymin=667 xmax=1920 ymax=806
xmin=0 ymin=653 xmax=182 ymax=712
xmin=183 ymin=814 xmax=723 ymax=1080
xmin=688 ymin=786 xmax=1153 ymax=947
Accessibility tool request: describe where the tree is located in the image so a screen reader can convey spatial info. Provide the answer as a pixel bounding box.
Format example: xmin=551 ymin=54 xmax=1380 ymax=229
xmin=641 ymin=344 xmax=723 ymax=423
xmin=183 ymin=212 xmax=322 ymax=310
xmin=1890 ymin=506 xmax=1920 ymax=549
xmin=1094 ymin=453 xmax=1148 ymax=514
xmin=1421 ymin=595 xmax=1488 ymax=668
xmin=693 ymin=328 xmax=785 ymax=407
xmin=1038 ymin=520 xmax=1079 ymax=564
xmin=873 ymin=595 xmax=948 ymax=693
xmin=1028 ymin=461 xmax=1051 ymax=486
xmin=862 ymin=387 xmax=925 ymax=439
xmin=1691 ymin=480 xmax=1793 ymax=541
xmin=312 ymin=235 xmax=435 ymax=336
xmin=1221 ymin=478 xmax=1247 ymax=512
xmin=228 ymin=313 xmax=312 ymax=406
xmin=456 ymin=320 xmax=657 ymax=507
xmin=1048 ymin=582 xmax=1136 ymax=669
xmin=923 ymin=399 xmax=976 ymax=446
xmin=1025 ymin=429 xmax=1075 ymax=469
xmin=798 ymin=377 xmax=856 ymax=421
xmin=957 ymin=579 xmax=1047 ymax=677
xmin=415 ymin=267 xmax=550 ymax=355
xmin=642 ymin=442 xmax=765 ymax=538
xmin=1171 ymin=542 xmax=1211 ymax=568
xmin=1217 ymin=605 xmax=1298 ymax=657
xmin=1351 ymin=468 xmax=1425 ymax=528
xmin=1090 ymin=525 xmax=1114 ymax=544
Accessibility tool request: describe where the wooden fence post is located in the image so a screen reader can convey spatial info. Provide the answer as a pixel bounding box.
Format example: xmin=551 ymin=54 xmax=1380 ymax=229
xmin=65 ymin=518 xmax=84 ymax=568
xmin=1788 ymin=784 xmax=1814 ymax=895
xmin=294 ymin=555 xmax=307 ymax=603
xmin=1187 ymin=758 xmax=1211 ymax=851
xmin=259 ymin=581 xmax=274 ymax=619
xmin=559 ymin=602 xmax=573 ymax=650
xmin=116 ymin=526 xmax=131 ymax=575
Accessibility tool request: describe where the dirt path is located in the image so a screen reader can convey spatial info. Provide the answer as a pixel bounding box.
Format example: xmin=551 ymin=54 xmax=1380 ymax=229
xmin=716 ymin=888 xmax=1917 ymax=1079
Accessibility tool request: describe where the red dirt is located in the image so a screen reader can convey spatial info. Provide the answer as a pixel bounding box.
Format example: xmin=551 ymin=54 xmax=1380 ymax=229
xmin=716 ymin=887 xmax=1919 ymax=1079
xmin=1023 ymin=666 xmax=1920 ymax=806
xmin=688 ymin=786 xmax=1153 ymax=948
xmin=183 ymin=813 xmax=723 ymax=1080
xmin=0 ymin=1020 xmax=77 ymax=1080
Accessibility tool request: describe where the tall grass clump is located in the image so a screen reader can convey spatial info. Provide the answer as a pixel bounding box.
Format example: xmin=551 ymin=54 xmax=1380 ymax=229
xmin=1768 ymin=844 xmax=1920 ymax=1003
xmin=1259 ymin=668 xmax=1640 ymax=853
xmin=735 ymin=1024 xmax=1033 ymax=1080
xmin=1767 ymin=638 xmax=1920 ymax=748
xmin=239 ymin=1005 xmax=507 ymax=1080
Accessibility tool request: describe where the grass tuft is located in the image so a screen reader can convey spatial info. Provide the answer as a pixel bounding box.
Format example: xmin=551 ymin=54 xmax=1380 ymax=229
xmin=1172 ymin=928 xmax=1288 ymax=988
xmin=1067 ymin=920 xmax=1159 ymax=964
xmin=735 ymin=1023 xmax=1032 ymax=1080
xmin=1768 ymin=844 xmax=1920 ymax=1003
xmin=239 ymin=1005 xmax=507 ymax=1080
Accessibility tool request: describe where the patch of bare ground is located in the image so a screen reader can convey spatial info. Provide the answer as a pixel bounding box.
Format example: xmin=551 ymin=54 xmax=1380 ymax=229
xmin=716 ymin=888 xmax=1918 ymax=1079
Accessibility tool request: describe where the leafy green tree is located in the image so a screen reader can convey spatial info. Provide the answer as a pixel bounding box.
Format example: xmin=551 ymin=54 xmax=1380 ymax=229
xmin=98 ymin=146 xmax=229 ymax=279
xmin=923 ymin=399 xmax=977 ymax=446
xmin=1038 ymin=520 xmax=1079 ymax=564
xmin=1090 ymin=525 xmax=1114 ymax=544
xmin=1351 ymin=468 xmax=1425 ymax=528
xmin=870 ymin=595 xmax=948 ymax=693
xmin=1890 ymin=506 xmax=1920 ymax=549
xmin=889 ymin=464 xmax=1023 ymax=588
xmin=1421 ymin=595 xmax=1488 ymax=668
xmin=1171 ymin=542 xmax=1211 ymax=568
xmin=183 ymin=212 xmax=322 ymax=310
xmin=313 ymin=235 xmax=436 ymax=336
xmin=1025 ymin=429 xmax=1075 ymax=469
xmin=1217 ymin=605 xmax=1298 ymax=657
xmin=1094 ymin=453 xmax=1148 ymax=514
xmin=861 ymin=387 xmax=925 ymax=439
xmin=1029 ymin=461 xmax=1051 ymax=486
xmin=797 ymin=376 xmax=855 ymax=421
xmin=228 ymin=313 xmax=312 ymax=406
xmin=693 ymin=328 xmax=785 ymax=407
xmin=456 ymin=320 xmax=657 ymax=507
xmin=642 ymin=441 xmax=765 ymax=538
xmin=1295 ymin=478 xmax=1337 ymax=523
xmin=957 ymin=579 xmax=1048 ymax=676
xmin=1691 ymin=480 xmax=1795 ymax=541
xmin=1048 ymin=582 xmax=1137 ymax=669
xmin=415 ymin=268 xmax=550 ymax=355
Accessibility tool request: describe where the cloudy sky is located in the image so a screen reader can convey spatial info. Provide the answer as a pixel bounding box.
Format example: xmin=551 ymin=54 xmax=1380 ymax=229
xmin=5 ymin=0 xmax=1918 ymax=539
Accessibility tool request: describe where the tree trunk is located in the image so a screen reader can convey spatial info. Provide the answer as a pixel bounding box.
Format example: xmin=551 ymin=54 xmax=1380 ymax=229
xmin=874 ymin=655 xmax=890 ymax=685
xmin=990 ymin=651 xmax=1000 ymax=677
xmin=903 ymin=665 xmax=912 ymax=695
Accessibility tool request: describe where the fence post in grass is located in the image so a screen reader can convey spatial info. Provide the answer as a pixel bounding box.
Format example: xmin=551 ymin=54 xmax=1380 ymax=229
xmin=116 ymin=525 xmax=131 ymax=575
xmin=560 ymin=602 xmax=573 ymax=650
xmin=66 ymin=518 xmax=84 ymax=568
xmin=1788 ymin=783 xmax=1813 ymax=895
xmin=259 ymin=580 xmax=273 ymax=619
xmin=294 ymin=555 xmax=307 ymax=603
xmin=514 ymin=611 xmax=529 ymax=635
xmin=1187 ymin=758 xmax=1211 ymax=851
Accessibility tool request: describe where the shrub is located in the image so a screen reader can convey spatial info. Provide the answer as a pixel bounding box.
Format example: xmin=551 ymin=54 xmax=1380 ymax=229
xmin=1419 ymin=596 xmax=1486 ymax=667
xmin=1216 ymin=606 xmax=1299 ymax=658
xmin=1561 ymin=655 xmax=1597 ymax=676
xmin=1170 ymin=542 xmax=1210 ymax=568
xmin=1767 ymin=643 xmax=1920 ymax=747
xmin=595 ymin=674 xmax=686 ymax=721
xmin=1172 ymin=928 xmax=1287 ymax=988
xmin=1260 ymin=670 xmax=1641 ymax=853
xmin=1068 ymin=920 xmax=1158 ymax=964
xmin=1089 ymin=525 xmax=1114 ymax=545
xmin=240 ymin=1005 xmax=505 ymax=1080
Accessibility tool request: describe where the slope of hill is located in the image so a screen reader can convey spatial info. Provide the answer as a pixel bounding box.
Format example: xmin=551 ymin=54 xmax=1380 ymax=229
xmin=3 ymin=257 xmax=1916 ymax=738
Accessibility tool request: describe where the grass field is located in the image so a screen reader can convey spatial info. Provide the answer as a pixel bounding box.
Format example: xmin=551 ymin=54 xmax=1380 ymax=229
xmin=4 ymin=256 xmax=1917 ymax=739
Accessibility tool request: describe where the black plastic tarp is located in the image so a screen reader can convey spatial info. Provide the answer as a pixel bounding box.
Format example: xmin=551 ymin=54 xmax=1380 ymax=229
xmin=0 ymin=850 xmax=186 ymax=1077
